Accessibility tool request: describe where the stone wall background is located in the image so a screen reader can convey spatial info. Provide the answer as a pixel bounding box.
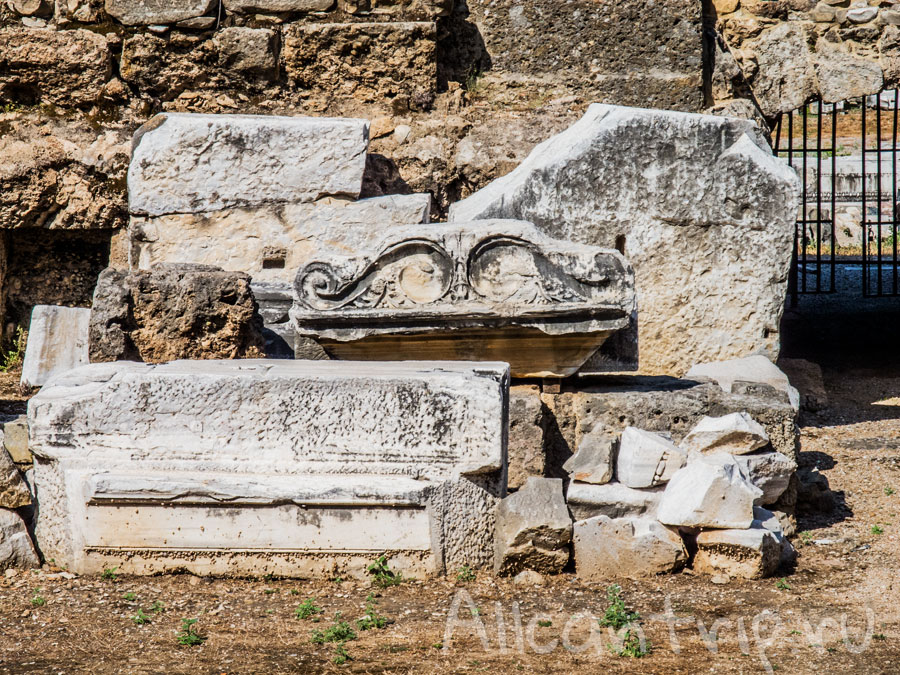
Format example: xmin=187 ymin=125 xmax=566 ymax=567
xmin=0 ymin=0 xmax=894 ymax=339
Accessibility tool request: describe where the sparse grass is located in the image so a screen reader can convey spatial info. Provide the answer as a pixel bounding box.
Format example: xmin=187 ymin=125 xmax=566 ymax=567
xmin=872 ymin=524 xmax=885 ymax=535
xmin=149 ymin=600 xmax=164 ymax=614
xmin=30 ymin=590 xmax=45 ymax=608
xmin=131 ymin=609 xmax=151 ymax=625
xmin=368 ymin=556 xmax=403 ymax=588
xmin=456 ymin=565 xmax=476 ymax=583
xmin=295 ymin=598 xmax=323 ymax=621
xmin=799 ymin=531 xmax=813 ymax=545
xmin=333 ymin=643 xmax=351 ymax=665
xmin=311 ymin=614 xmax=357 ymax=644
xmin=122 ymin=592 xmax=137 ymax=602
xmin=776 ymin=578 xmax=792 ymax=591
xmin=885 ymin=486 xmax=895 ymax=496
xmin=537 ymin=619 xmax=552 ymax=628
xmin=101 ymin=567 xmax=118 ymax=581
xmin=599 ymin=585 xmax=649 ymax=658
xmin=356 ymin=594 xmax=389 ymax=631
xmin=176 ymin=618 xmax=206 ymax=646
xmin=874 ymin=633 xmax=888 ymax=641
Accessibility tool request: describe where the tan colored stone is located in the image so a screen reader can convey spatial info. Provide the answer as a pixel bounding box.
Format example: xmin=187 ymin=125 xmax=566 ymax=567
xmin=0 ymin=449 xmax=30 ymax=509
xmin=573 ymin=516 xmax=686 ymax=579
xmin=694 ymin=524 xmax=782 ymax=579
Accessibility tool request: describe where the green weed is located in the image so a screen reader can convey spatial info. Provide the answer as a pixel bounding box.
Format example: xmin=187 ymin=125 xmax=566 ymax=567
xmin=30 ymin=590 xmax=45 ymax=608
xmin=176 ymin=618 xmax=206 ymax=646
xmin=101 ymin=567 xmax=118 ymax=581
xmin=456 ymin=565 xmax=476 ymax=583
xmin=368 ymin=555 xmax=403 ymax=588
xmin=131 ymin=609 xmax=151 ymax=625
xmin=295 ymin=598 xmax=323 ymax=620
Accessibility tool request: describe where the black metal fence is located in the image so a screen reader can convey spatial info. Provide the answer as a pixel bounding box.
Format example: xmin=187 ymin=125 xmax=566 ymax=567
xmin=773 ymin=90 xmax=900 ymax=300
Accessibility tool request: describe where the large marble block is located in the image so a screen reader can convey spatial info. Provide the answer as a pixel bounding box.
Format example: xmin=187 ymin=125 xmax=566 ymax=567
xmin=289 ymin=220 xmax=635 ymax=377
xmin=29 ymin=360 xmax=508 ymax=577
xmin=20 ymin=305 xmax=91 ymax=388
xmin=128 ymin=113 xmax=369 ymax=216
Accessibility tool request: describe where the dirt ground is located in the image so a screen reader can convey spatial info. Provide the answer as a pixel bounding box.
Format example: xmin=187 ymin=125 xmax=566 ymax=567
xmin=2 ymin=366 xmax=900 ymax=674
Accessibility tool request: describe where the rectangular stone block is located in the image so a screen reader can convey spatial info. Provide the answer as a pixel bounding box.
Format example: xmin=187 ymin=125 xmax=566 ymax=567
xmin=128 ymin=113 xmax=370 ymax=216
xmin=29 ymin=359 xmax=508 ymax=577
xmin=106 ymin=0 xmax=215 ymax=25
xmin=20 ymin=305 xmax=90 ymax=388
xmin=282 ymin=22 xmax=437 ymax=106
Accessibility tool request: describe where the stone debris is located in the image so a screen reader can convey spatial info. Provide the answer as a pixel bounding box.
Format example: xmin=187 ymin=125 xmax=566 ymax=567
xmin=512 ymin=569 xmax=545 ymax=587
xmin=2 ymin=417 xmax=30 ymax=466
xmin=616 ymin=427 xmax=686 ymax=488
xmin=693 ymin=522 xmax=783 ymax=579
xmin=686 ymin=355 xmax=800 ymax=410
xmin=20 ymin=305 xmax=91 ymax=388
xmin=89 ymin=264 xmax=266 ymax=364
xmin=507 ymin=385 xmax=545 ymax=490
xmin=494 ymin=477 xmax=572 ymax=576
xmin=563 ymin=427 xmax=615 ymax=485
xmin=573 ymin=515 xmax=686 ymax=580
xmin=0 ymin=508 xmax=39 ymax=571
xmin=566 ymin=481 xmax=664 ymax=521
xmin=106 ymin=0 xmax=216 ymax=25
xmin=449 ymin=104 xmax=801 ymax=375
xmin=657 ymin=459 xmax=762 ymax=529
xmin=723 ymin=451 xmax=797 ymax=506
xmin=680 ymin=412 xmax=770 ymax=456
xmin=128 ymin=113 xmax=369 ymax=216
xmin=29 ymin=359 xmax=509 ymax=577
xmin=289 ymin=220 xmax=635 ymax=378
xmin=0 ymin=448 xmax=31 ymax=509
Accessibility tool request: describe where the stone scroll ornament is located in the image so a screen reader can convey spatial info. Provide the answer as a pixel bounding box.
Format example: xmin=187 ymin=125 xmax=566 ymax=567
xmin=289 ymin=220 xmax=636 ymax=377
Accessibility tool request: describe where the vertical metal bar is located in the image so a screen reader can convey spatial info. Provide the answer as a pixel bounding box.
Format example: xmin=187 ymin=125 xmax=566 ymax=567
xmin=877 ymin=92 xmax=884 ymax=295
xmin=788 ymin=111 xmax=798 ymax=305
xmin=774 ymin=114 xmax=782 ymax=153
xmin=816 ymin=100 xmax=823 ymax=292
xmin=802 ymin=105 xmax=809 ymax=293
xmin=831 ymin=101 xmax=837 ymax=292
xmin=894 ymin=89 xmax=899 ymax=295
xmin=863 ymin=99 xmax=868 ymax=297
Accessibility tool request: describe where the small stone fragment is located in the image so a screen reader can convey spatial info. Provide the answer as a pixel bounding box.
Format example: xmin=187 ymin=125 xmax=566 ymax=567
xmin=681 ymin=412 xmax=769 ymax=455
xmin=616 ymin=427 xmax=687 ymax=488
xmin=657 ymin=459 xmax=762 ymax=529
xmin=21 ymin=306 xmax=91 ymax=388
xmin=734 ymin=451 xmax=796 ymax=505
xmin=2 ymin=417 xmax=30 ymax=465
xmin=0 ymin=449 xmax=30 ymax=509
xmin=563 ymin=427 xmax=615 ymax=485
xmin=0 ymin=509 xmax=39 ymax=571
xmin=513 ymin=570 xmax=545 ymax=586
xmin=573 ymin=515 xmax=686 ymax=580
xmin=565 ymin=481 xmax=663 ymax=521
xmin=494 ymin=477 xmax=572 ymax=576
xmin=686 ymin=355 xmax=799 ymax=410
xmin=693 ymin=523 xmax=783 ymax=579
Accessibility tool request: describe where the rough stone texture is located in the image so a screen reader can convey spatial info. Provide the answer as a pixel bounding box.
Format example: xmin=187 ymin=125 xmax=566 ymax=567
xmin=128 ymin=113 xmax=370 ymax=216
xmin=0 ymin=448 xmax=31 ymax=509
xmin=29 ymin=359 xmax=509 ymax=576
xmin=0 ymin=27 xmax=111 ymax=107
xmin=739 ymin=23 xmax=818 ymax=117
xmin=616 ymin=427 xmax=686 ymax=489
xmin=88 ymin=265 xmax=266 ymax=364
xmin=464 ymin=0 xmax=705 ymax=110
xmin=0 ymin=508 xmax=39 ymax=571
xmin=224 ymin=0 xmax=333 ymax=11
xmin=728 ymin=451 xmax=797 ymax=505
xmin=125 ymin=194 xmax=432 ymax=285
xmin=687 ymin=355 xmax=800 ymax=410
xmin=507 ymin=385 xmax=544 ymax=491
xmin=212 ymin=28 xmax=278 ymax=78
xmin=777 ymin=358 xmax=829 ymax=412
xmin=282 ymin=22 xmax=437 ymax=107
xmin=694 ymin=523 xmax=783 ymax=579
xmin=681 ymin=412 xmax=771 ymax=456
xmin=657 ymin=459 xmax=762 ymax=529
xmin=2 ymin=417 xmax=30 ymax=465
xmin=562 ymin=427 xmax=615 ymax=485
xmin=494 ymin=477 xmax=572 ymax=576
xmin=21 ymin=305 xmax=90 ymax=388
xmin=572 ymin=516 xmax=686 ymax=580
xmin=290 ymin=220 xmax=635 ymax=378
xmin=105 ymin=0 xmax=216 ymax=25
xmin=814 ymin=37 xmax=884 ymax=102
xmin=449 ymin=104 xmax=801 ymax=376
xmin=565 ymin=481 xmax=663 ymax=521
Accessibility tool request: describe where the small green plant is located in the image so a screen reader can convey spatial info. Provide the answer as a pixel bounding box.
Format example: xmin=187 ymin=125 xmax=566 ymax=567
xmin=311 ymin=614 xmax=357 ymax=644
xmin=470 ymin=606 xmax=481 ymax=617
xmin=290 ymin=589 xmax=300 ymax=595
xmin=789 ymin=630 xmax=802 ymax=636
xmin=367 ymin=555 xmax=403 ymax=588
xmin=264 ymin=588 xmax=276 ymax=595
xmin=30 ymin=590 xmax=45 ymax=608
xmin=799 ymin=531 xmax=813 ymax=545
xmin=537 ymin=619 xmax=552 ymax=628
xmin=885 ymin=486 xmax=895 ymax=496
xmin=456 ymin=565 xmax=476 ymax=582
xmin=610 ymin=628 xmax=650 ymax=658
xmin=176 ymin=618 xmax=206 ymax=646
xmin=776 ymin=578 xmax=792 ymax=591
xmin=356 ymin=594 xmax=388 ymax=631
xmin=101 ymin=566 xmax=118 ymax=581
xmin=332 ymin=576 xmax=344 ymax=584
xmin=333 ymin=643 xmax=352 ymax=665
xmin=149 ymin=600 xmax=165 ymax=614
xmin=122 ymin=592 xmax=137 ymax=602
xmin=874 ymin=633 xmax=887 ymax=641
xmin=598 ymin=585 xmax=640 ymax=630
xmin=131 ymin=609 xmax=151 ymax=625
xmin=0 ymin=327 xmax=26 ymax=373
xmin=872 ymin=524 xmax=885 ymax=535
xmin=295 ymin=598 xmax=323 ymax=620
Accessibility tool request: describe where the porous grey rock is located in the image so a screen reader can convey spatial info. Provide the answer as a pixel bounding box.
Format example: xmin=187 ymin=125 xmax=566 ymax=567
xmin=494 ymin=477 xmax=572 ymax=575
xmin=212 ymin=27 xmax=278 ymax=77
xmin=2 ymin=417 xmax=29 ymax=465
xmin=0 ymin=509 xmax=39 ymax=571
xmin=89 ymin=265 xmax=266 ymax=364
xmin=563 ymin=427 xmax=615 ymax=485
xmin=686 ymin=355 xmax=799 ymax=411
xmin=814 ymin=38 xmax=883 ymax=102
xmin=681 ymin=412 xmax=770 ymax=455
xmin=718 ymin=451 xmax=797 ymax=505
xmin=741 ymin=23 xmax=818 ymax=116
xmin=128 ymin=113 xmax=369 ymax=216
xmin=616 ymin=427 xmax=686 ymax=488
xmin=573 ymin=515 xmax=686 ymax=580
xmin=105 ymin=0 xmax=216 ymax=24
xmin=694 ymin=523 xmax=783 ymax=579
xmin=846 ymin=4 xmax=878 ymax=22
xmin=565 ymin=481 xmax=663 ymax=521
xmin=21 ymin=306 xmax=90 ymax=388
xmin=290 ymin=220 xmax=635 ymax=378
xmin=0 ymin=448 xmax=31 ymax=509
xmin=508 ymin=385 xmax=545 ymax=490
xmin=657 ymin=459 xmax=762 ymax=529
xmin=449 ymin=104 xmax=800 ymax=375
xmin=753 ymin=505 xmax=797 ymax=564
xmin=224 ymin=0 xmax=333 ymax=10
xmin=29 ymin=359 xmax=509 ymax=576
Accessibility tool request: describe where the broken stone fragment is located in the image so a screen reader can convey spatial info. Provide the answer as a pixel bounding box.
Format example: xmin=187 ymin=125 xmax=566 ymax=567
xmin=616 ymin=427 xmax=687 ymax=488
xmin=693 ymin=522 xmax=783 ymax=579
xmin=753 ymin=506 xmax=797 ymax=565
xmin=573 ymin=515 xmax=686 ymax=580
xmin=565 ymin=481 xmax=663 ymax=521
xmin=686 ymin=355 xmax=800 ymax=411
xmin=20 ymin=306 xmax=91 ymax=389
xmin=0 ymin=508 xmax=39 ymax=571
xmin=563 ymin=427 xmax=615 ymax=485
xmin=508 ymin=385 xmax=545 ymax=490
xmin=128 ymin=113 xmax=370 ymax=216
xmin=680 ymin=412 xmax=770 ymax=456
xmin=657 ymin=459 xmax=762 ymax=529
xmin=0 ymin=448 xmax=31 ymax=509
xmin=2 ymin=417 xmax=30 ymax=465
xmin=494 ymin=477 xmax=572 ymax=576
xmin=105 ymin=0 xmax=216 ymax=25
xmin=703 ymin=450 xmax=797 ymax=505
